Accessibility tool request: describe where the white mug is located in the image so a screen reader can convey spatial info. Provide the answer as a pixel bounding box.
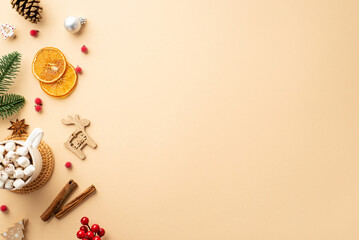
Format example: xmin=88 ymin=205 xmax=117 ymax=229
xmin=0 ymin=128 xmax=44 ymax=190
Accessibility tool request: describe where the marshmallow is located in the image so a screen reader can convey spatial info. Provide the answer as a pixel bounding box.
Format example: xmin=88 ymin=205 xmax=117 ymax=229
xmin=2 ymin=157 xmax=11 ymax=166
xmin=4 ymin=179 xmax=13 ymax=189
xmin=13 ymin=169 xmax=24 ymax=179
xmin=13 ymin=179 xmax=25 ymax=189
xmin=22 ymin=175 xmax=30 ymax=182
xmin=0 ymin=180 xmax=4 ymax=188
xmin=13 ymin=160 xmax=20 ymax=167
xmin=4 ymin=142 xmax=16 ymax=152
xmin=0 ymin=165 xmax=3 ymax=171
xmin=5 ymin=151 xmax=17 ymax=161
xmin=16 ymin=146 xmax=28 ymax=156
xmin=0 ymin=171 xmax=8 ymax=181
xmin=0 ymin=145 xmax=4 ymax=155
xmin=24 ymin=165 xmax=35 ymax=176
xmin=5 ymin=164 xmax=15 ymax=174
xmin=17 ymin=157 xmax=30 ymax=168
xmin=0 ymin=154 xmax=3 ymax=162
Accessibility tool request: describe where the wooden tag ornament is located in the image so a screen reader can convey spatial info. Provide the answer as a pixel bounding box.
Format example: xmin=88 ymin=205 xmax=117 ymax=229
xmin=62 ymin=115 xmax=97 ymax=159
xmin=1 ymin=218 xmax=27 ymax=240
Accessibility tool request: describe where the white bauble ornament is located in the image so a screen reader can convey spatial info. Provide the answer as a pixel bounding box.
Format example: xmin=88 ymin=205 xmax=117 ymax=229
xmin=64 ymin=16 xmax=86 ymax=33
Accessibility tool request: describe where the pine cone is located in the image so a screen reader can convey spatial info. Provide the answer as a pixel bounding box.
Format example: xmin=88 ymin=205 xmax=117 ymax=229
xmin=10 ymin=0 xmax=43 ymax=24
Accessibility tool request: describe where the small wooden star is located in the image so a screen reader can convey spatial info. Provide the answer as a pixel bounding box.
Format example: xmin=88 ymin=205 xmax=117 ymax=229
xmin=8 ymin=119 xmax=29 ymax=136
xmin=0 ymin=24 xmax=16 ymax=40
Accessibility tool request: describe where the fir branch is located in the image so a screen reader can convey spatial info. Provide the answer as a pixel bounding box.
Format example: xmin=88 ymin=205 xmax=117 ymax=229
xmin=0 ymin=93 xmax=25 ymax=120
xmin=0 ymin=51 xmax=21 ymax=94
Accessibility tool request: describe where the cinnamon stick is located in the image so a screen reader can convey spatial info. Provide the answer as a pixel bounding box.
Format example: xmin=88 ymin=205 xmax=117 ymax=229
xmin=40 ymin=179 xmax=78 ymax=222
xmin=55 ymin=185 xmax=96 ymax=219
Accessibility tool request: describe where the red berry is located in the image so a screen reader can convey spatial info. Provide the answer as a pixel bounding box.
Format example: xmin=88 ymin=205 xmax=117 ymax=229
xmin=80 ymin=226 xmax=88 ymax=232
xmin=98 ymin=228 xmax=105 ymax=237
xmin=81 ymin=45 xmax=88 ymax=53
xmin=77 ymin=230 xmax=86 ymax=239
xmin=30 ymin=29 xmax=38 ymax=37
xmin=91 ymin=224 xmax=100 ymax=233
xmin=93 ymin=237 xmax=101 ymax=240
xmin=65 ymin=161 xmax=72 ymax=168
xmin=0 ymin=205 xmax=8 ymax=212
xmin=35 ymin=105 xmax=42 ymax=112
xmin=35 ymin=97 xmax=42 ymax=105
xmin=76 ymin=66 xmax=82 ymax=74
xmin=81 ymin=217 xmax=89 ymax=225
xmin=85 ymin=231 xmax=94 ymax=239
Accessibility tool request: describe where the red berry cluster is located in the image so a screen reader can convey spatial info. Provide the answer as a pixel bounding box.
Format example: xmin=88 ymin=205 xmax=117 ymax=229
xmin=76 ymin=45 xmax=88 ymax=74
xmin=34 ymin=97 xmax=42 ymax=112
xmin=77 ymin=217 xmax=105 ymax=240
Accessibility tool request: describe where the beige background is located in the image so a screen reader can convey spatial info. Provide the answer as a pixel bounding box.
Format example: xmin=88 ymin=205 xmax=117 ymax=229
xmin=1 ymin=0 xmax=359 ymax=239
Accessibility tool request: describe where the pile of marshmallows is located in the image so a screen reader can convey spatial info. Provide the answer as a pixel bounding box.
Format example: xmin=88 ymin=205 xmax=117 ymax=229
xmin=0 ymin=142 xmax=35 ymax=190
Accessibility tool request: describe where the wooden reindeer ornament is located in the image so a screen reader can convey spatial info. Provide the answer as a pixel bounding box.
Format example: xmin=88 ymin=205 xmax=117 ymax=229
xmin=62 ymin=115 xmax=97 ymax=159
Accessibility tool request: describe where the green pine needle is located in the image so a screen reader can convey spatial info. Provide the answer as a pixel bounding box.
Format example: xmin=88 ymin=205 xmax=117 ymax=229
xmin=0 ymin=51 xmax=21 ymax=94
xmin=0 ymin=93 xmax=25 ymax=120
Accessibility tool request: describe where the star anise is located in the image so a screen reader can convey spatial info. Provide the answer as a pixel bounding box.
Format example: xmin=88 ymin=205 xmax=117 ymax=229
xmin=8 ymin=119 xmax=29 ymax=136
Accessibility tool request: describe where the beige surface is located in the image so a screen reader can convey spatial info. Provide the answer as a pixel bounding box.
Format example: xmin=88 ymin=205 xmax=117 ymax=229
xmin=1 ymin=0 xmax=359 ymax=239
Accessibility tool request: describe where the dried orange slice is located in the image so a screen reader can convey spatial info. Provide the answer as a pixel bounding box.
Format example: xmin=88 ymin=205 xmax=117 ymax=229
xmin=40 ymin=63 xmax=77 ymax=97
xmin=32 ymin=47 xmax=67 ymax=83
